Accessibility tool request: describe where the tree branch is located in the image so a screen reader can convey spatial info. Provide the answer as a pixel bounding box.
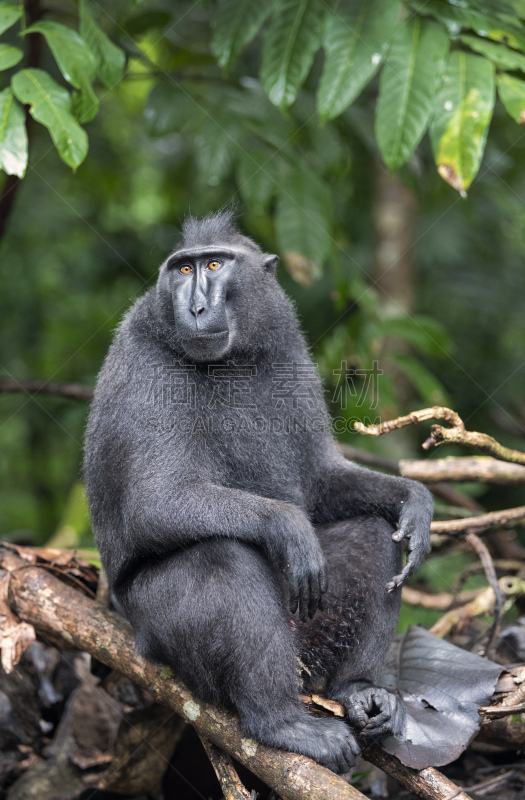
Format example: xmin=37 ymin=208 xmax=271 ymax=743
xmin=430 ymin=506 xmax=525 ymax=535
xmin=399 ymin=456 xmax=525 ymax=484
xmin=355 ymin=406 xmax=525 ymax=466
xmin=0 ymin=378 xmax=94 ymax=401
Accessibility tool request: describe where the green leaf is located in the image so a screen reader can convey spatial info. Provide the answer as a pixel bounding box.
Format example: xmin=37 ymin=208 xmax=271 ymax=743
xmin=429 ymin=52 xmax=495 ymax=196
xmin=391 ymin=353 xmax=449 ymax=406
xmin=236 ymin=147 xmax=279 ymax=213
xmin=24 ymin=21 xmax=99 ymax=123
xmin=409 ymin=0 xmax=525 ymax=51
xmin=212 ymin=0 xmax=272 ymax=71
xmin=79 ymin=0 xmax=126 ymax=89
xmin=275 ymin=168 xmax=332 ymax=281
xmin=261 ymin=0 xmax=328 ymax=109
xmin=460 ymin=34 xmax=525 ymax=72
xmin=380 ymin=315 xmax=452 ymax=356
xmin=0 ymin=88 xmax=27 ymax=177
xmin=11 ymin=69 xmax=88 ymax=169
xmin=376 ymin=18 xmax=449 ymax=170
xmin=0 ymin=2 xmax=22 ymax=36
xmin=497 ymin=73 xmax=525 ymax=122
xmin=0 ymin=44 xmax=22 ymax=71
xmin=317 ymin=0 xmax=401 ymax=123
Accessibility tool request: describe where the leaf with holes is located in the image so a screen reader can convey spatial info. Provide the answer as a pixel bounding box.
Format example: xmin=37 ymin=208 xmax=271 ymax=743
xmin=376 ymin=18 xmax=449 ymax=170
xmin=0 ymin=45 xmax=22 ymax=71
xmin=261 ymin=0 xmax=328 ymax=109
xmin=0 ymin=2 xmax=21 ymax=36
xmin=79 ymin=0 xmax=126 ymax=89
xmin=24 ymin=21 xmax=98 ymax=123
xmin=0 ymin=88 xmax=27 ymax=177
xmin=497 ymin=74 xmax=525 ymax=123
xmin=275 ymin=168 xmax=332 ymax=282
xmin=212 ymin=0 xmax=272 ymax=71
xmin=11 ymin=69 xmax=88 ymax=169
xmin=429 ymin=52 xmax=495 ymax=196
xmin=317 ymin=0 xmax=401 ymax=123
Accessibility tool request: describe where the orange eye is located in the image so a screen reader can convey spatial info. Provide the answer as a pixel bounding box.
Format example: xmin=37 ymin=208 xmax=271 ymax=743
xmin=180 ymin=265 xmax=192 ymax=274
xmin=208 ymin=260 xmax=221 ymax=270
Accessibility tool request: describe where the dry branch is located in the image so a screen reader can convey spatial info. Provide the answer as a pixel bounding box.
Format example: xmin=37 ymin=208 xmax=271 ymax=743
xmin=399 ymin=456 xmax=525 ymax=484
xmin=0 ymin=549 xmax=473 ymax=800
xmin=430 ymin=506 xmax=525 ymax=535
xmin=355 ymin=406 xmax=525 ymax=466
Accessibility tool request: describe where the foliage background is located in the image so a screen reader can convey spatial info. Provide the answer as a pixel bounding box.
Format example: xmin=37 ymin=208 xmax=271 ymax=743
xmin=0 ymin=0 xmax=524 ymax=552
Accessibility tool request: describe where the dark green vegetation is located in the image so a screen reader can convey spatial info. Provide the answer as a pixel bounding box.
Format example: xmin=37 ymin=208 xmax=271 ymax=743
xmin=0 ymin=0 xmax=524 ymax=553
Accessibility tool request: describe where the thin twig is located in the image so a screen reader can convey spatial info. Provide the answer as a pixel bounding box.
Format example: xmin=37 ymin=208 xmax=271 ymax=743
xmin=464 ymin=531 xmax=503 ymax=658
xmin=0 ymin=378 xmax=94 ymax=401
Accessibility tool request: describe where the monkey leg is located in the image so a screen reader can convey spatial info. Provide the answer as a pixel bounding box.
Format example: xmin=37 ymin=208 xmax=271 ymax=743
xmin=298 ymin=517 xmax=406 ymax=739
xmin=120 ymin=539 xmax=359 ymax=774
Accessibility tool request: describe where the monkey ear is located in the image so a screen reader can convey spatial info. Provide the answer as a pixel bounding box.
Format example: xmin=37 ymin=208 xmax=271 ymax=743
xmin=263 ymin=254 xmax=279 ymax=274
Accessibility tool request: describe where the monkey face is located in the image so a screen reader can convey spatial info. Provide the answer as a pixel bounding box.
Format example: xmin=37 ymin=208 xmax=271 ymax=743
xmin=157 ymin=245 xmax=278 ymax=362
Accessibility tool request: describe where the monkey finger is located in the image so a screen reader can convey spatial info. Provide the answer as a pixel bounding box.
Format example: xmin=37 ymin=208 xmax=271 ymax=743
xmin=288 ymin=577 xmax=299 ymax=614
xmin=307 ymin=574 xmax=321 ymax=619
xmin=298 ymin=581 xmax=309 ymax=623
xmin=319 ymin=564 xmax=328 ymax=594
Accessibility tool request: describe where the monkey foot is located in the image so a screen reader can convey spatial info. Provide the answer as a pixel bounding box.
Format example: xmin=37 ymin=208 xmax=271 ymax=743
xmin=257 ymin=715 xmax=360 ymax=774
xmin=340 ymin=685 xmax=406 ymax=739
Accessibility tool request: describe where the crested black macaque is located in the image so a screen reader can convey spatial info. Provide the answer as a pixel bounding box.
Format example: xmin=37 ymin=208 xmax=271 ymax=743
xmin=84 ymin=212 xmax=433 ymax=774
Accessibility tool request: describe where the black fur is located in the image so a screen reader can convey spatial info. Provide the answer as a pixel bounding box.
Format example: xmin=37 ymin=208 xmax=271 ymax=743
xmin=84 ymin=212 xmax=432 ymax=773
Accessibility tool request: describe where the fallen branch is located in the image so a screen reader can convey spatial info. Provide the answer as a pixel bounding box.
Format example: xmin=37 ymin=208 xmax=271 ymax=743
xmin=0 ymin=378 xmax=94 ymax=401
xmin=355 ymin=406 xmax=525 ymax=466
xmin=430 ymin=506 xmax=525 ymax=535
xmin=401 ymin=586 xmax=481 ymax=610
xmin=464 ymin=531 xmax=503 ymax=658
xmin=200 ymin=736 xmax=255 ymax=800
xmin=0 ymin=549 xmax=473 ymax=800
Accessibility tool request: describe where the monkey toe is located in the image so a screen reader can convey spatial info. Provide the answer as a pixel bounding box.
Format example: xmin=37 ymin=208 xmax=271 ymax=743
xmin=254 ymin=715 xmax=360 ymax=774
xmin=342 ymin=686 xmax=406 ymax=740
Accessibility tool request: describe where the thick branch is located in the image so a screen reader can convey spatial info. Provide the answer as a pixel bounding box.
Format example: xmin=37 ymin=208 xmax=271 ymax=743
xmin=399 ymin=456 xmax=525 ymax=484
xmin=0 ymin=378 xmax=94 ymax=401
xmin=355 ymin=406 xmax=525 ymax=466
xmin=0 ymin=550 xmax=473 ymax=800
xmin=430 ymin=506 xmax=525 ymax=535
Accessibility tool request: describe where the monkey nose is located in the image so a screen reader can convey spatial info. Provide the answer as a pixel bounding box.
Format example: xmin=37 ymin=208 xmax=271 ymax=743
xmin=190 ymin=305 xmax=205 ymax=317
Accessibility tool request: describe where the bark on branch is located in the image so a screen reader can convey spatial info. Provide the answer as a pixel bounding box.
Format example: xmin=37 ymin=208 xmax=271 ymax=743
xmin=355 ymin=406 xmax=525 ymax=466
xmin=0 ymin=549 xmax=473 ymax=800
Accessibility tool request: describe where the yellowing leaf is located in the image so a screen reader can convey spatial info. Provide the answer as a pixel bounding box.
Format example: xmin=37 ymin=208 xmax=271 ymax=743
xmin=430 ymin=52 xmax=495 ymax=196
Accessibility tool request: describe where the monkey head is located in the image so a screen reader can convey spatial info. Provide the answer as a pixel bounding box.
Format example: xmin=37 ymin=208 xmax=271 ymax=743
xmin=155 ymin=215 xmax=278 ymax=362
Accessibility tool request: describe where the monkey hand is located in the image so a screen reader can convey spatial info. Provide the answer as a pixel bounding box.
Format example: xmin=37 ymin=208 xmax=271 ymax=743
xmin=274 ymin=505 xmax=327 ymax=622
xmin=386 ymin=482 xmax=433 ymax=592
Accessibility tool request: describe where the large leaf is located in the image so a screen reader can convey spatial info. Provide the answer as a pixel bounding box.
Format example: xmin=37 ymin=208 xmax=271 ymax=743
xmin=24 ymin=21 xmax=98 ymax=123
xmin=11 ymin=69 xmax=88 ymax=169
xmin=460 ymin=34 xmax=525 ymax=72
xmin=0 ymin=44 xmax=22 ymax=71
xmin=317 ymin=0 xmax=401 ymax=123
xmin=79 ymin=0 xmax=126 ymax=89
xmin=376 ymin=18 xmax=449 ymax=170
xmin=275 ymin=168 xmax=333 ymax=282
xmin=261 ymin=0 xmax=327 ymax=109
xmin=409 ymin=0 xmax=525 ymax=51
xmin=212 ymin=0 xmax=272 ymax=71
xmin=0 ymin=2 xmax=21 ymax=36
xmin=0 ymin=88 xmax=27 ymax=177
xmin=236 ymin=147 xmax=279 ymax=214
xmin=379 ymin=627 xmax=501 ymax=769
xmin=498 ymin=73 xmax=525 ymax=122
xmin=429 ymin=52 xmax=495 ymax=196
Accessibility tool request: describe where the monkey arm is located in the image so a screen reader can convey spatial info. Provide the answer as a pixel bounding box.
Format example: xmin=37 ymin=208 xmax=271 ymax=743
xmin=312 ymin=460 xmax=432 ymax=590
xmin=122 ymin=480 xmax=327 ymax=620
